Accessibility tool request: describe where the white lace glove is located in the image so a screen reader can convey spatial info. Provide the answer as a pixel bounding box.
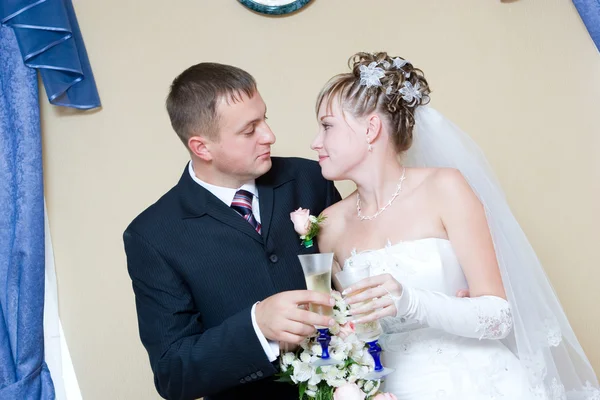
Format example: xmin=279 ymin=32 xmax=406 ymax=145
xmin=392 ymin=286 xmax=513 ymax=340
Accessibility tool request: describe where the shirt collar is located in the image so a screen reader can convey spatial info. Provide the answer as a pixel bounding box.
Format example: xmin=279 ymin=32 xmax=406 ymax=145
xmin=188 ymin=161 xmax=258 ymax=206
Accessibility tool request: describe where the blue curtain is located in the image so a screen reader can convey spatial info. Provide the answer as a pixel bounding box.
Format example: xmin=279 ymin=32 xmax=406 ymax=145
xmin=572 ymin=0 xmax=600 ymax=52
xmin=1 ymin=0 xmax=101 ymax=109
xmin=0 ymin=24 xmax=55 ymax=399
xmin=1 ymin=0 xmax=99 ymax=397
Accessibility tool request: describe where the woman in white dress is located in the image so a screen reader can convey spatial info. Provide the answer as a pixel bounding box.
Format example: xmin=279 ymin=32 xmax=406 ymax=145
xmin=313 ymin=52 xmax=599 ymax=399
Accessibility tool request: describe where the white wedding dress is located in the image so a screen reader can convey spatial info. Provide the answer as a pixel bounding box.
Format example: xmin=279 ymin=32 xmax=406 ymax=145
xmin=345 ymin=238 xmax=537 ymax=400
xmin=336 ymin=106 xmax=599 ymax=399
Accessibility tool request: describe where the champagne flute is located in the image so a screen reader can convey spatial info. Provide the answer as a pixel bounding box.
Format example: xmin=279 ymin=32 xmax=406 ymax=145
xmin=298 ymin=253 xmax=341 ymax=366
xmin=336 ymin=264 xmax=395 ymax=379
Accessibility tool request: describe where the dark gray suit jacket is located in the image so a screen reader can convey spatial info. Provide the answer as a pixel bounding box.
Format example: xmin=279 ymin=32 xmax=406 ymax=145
xmin=124 ymin=157 xmax=341 ymax=400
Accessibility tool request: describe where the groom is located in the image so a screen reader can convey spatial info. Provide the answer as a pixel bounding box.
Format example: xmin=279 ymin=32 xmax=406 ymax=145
xmin=123 ymin=62 xmax=341 ymax=400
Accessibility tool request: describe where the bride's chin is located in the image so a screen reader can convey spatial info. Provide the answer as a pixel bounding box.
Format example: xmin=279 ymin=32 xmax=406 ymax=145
xmin=322 ymin=170 xmax=344 ymax=181
xmin=319 ymin=163 xmax=347 ymax=181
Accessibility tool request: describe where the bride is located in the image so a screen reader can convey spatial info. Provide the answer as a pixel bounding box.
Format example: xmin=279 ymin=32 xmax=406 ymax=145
xmin=312 ymin=52 xmax=599 ymax=399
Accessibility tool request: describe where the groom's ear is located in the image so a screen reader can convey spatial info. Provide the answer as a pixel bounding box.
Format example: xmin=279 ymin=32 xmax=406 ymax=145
xmin=188 ymin=135 xmax=213 ymax=162
xmin=366 ymin=114 xmax=383 ymax=142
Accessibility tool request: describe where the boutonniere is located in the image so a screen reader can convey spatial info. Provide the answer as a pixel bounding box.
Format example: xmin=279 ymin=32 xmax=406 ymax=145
xmin=290 ymin=208 xmax=326 ymax=248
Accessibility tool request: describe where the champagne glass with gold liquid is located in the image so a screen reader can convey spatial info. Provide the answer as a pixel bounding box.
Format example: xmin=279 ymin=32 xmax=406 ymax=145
xmin=298 ymin=253 xmax=341 ymax=367
xmin=336 ymin=264 xmax=395 ymax=379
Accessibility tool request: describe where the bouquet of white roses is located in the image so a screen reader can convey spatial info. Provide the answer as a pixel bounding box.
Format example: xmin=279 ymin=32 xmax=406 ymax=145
xmin=276 ymin=291 xmax=397 ymax=400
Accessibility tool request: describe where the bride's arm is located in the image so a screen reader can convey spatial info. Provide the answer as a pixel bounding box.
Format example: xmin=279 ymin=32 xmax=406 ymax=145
xmin=439 ymin=168 xmax=506 ymax=299
xmin=348 ymin=282 xmax=512 ymax=339
xmin=345 ymin=169 xmax=512 ymax=340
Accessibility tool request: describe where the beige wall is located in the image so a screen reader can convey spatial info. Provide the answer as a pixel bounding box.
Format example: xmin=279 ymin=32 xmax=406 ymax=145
xmin=41 ymin=0 xmax=600 ymax=398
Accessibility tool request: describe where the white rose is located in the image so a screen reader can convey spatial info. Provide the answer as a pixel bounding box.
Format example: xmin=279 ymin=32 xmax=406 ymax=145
xmin=282 ymin=352 xmax=296 ymax=366
xmin=308 ymin=369 xmax=322 ymax=386
xmin=358 ymin=351 xmax=375 ymax=369
xmin=350 ymin=347 xmax=364 ymax=362
xmin=329 ymin=337 xmax=348 ymax=357
xmin=310 ymin=344 xmax=322 ymax=356
xmin=359 ymin=366 xmax=370 ymax=379
xmin=329 ymin=323 xmax=341 ymax=335
xmin=324 ymin=366 xmax=347 ymax=387
xmin=350 ymin=364 xmax=363 ymax=377
xmin=364 ymin=380 xmax=381 ymax=396
xmin=327 ymin=377 xmax=348 ymax=388
xmin=363 ymin=380 xmax=375 ymax=393
xmin=291 ymin=360 xmax=312 ymax=383
xmin=300 ymin=351 xmax=313 ymax=363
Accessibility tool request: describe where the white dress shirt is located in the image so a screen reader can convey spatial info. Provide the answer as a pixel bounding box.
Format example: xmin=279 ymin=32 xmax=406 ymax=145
xmin=188 ymin=161 xmax=279 ymax=362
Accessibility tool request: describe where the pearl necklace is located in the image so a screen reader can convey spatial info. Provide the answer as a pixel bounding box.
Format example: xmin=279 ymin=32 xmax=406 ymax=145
xmin=356 ymin=167 xmax=406 ymax=221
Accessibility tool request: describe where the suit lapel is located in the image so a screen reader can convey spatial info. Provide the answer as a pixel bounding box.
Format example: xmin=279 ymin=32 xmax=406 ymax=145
xmin=177 ymin=166 xmax=264 ymax=244
xmin=204 ymin=197 xmax=264 ymax=243
xmin=257 ymin=185 xmax=273 ymax=241
xmin=257 ymin=163 xmax=294 ymax=243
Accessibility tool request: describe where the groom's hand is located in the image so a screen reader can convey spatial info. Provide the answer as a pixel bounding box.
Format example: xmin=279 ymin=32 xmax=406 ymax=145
xmin=256 ymin=290 xmax=335 ymax=344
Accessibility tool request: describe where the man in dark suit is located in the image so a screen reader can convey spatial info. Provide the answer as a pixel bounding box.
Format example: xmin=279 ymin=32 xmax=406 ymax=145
xmin=123 ymin=63 xmax=341 ymax=400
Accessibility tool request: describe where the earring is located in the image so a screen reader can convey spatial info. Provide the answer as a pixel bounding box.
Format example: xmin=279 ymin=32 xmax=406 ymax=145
xmin=366 ymin=130 xmax=373 ymax=152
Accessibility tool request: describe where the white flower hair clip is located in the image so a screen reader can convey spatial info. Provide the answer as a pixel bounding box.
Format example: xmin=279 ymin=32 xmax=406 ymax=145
xmin=359 ymin=62 xmax=385 ymax=88
xmin=391 ymin=57 xmax=411 ymax=78
xmin=392 ymin=57 xmax=409 ymax=70
xmin=399 ymin=81 xmax=422 ymax=106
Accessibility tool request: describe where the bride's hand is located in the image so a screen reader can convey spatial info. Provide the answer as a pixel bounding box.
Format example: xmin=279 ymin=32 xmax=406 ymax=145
xmin=343 ymin=274 xmax=403 ymax=323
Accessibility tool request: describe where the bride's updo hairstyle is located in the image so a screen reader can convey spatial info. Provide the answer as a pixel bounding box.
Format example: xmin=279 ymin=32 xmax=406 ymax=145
xmin=316 ymin=52 xmax=431 ymax=153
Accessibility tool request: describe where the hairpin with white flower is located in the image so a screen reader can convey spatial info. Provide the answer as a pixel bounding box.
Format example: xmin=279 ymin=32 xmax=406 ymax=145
xmin=399 ymin=81 xmax=422 ymax=107
xmin=392 ymin=57 xmax=409 ymax=69
xmin=359 ymin=62 xmax=385 ymax=88
xmin=392 ymin=57 xmax=411 ymax=78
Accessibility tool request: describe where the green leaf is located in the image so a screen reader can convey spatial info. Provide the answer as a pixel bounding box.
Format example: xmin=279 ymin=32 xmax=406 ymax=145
xmin=319 ymin=384 xmax=334 ymax=400
xmin=315 ymin=366 xmax=323 ymax=375
xmin=274 ymin=375 xmax=293 ymax=383
xmin=274 ymin=367 xmax=294 ymax=384
xmin=299 ymin=381 xmax=308 ymax=399
xmin=305 ymin=213 xmax=327 ymax=241
xmin=343 ymin=357 xmax=357 ymax=369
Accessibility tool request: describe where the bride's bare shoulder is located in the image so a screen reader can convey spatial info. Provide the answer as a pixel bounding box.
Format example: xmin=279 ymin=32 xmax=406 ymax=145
xmin=409 ymin=167 xmax=467 ymax=189
xmin=322 ymin=190 xmax=355 ymax=219
xmin=422 ymin=168 xmax=479 ymax=205
xmin=318 ymin=191 xmax=356 ymax=249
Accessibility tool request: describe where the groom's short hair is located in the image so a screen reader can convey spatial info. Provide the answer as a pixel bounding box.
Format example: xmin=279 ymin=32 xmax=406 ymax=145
xmin=166 ymin=62 xmax=257 ymax=146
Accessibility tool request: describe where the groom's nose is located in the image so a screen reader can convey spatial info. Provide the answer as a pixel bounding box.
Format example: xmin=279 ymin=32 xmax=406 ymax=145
xmin=259 ymin=124 xmax=276 ymax=145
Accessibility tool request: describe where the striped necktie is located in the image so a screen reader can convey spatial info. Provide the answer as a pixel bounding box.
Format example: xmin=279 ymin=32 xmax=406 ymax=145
xmin=231 ymin=189 xmax=261 ymax=234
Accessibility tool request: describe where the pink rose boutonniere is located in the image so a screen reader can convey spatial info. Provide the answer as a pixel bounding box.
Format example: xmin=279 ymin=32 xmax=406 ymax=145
xmin=290 ymin=208 xmax=326 ymax=248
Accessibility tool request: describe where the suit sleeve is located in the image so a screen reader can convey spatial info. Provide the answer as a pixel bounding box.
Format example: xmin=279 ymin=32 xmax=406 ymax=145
xmin=124 ymin=229 xmax=277 ymax=400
